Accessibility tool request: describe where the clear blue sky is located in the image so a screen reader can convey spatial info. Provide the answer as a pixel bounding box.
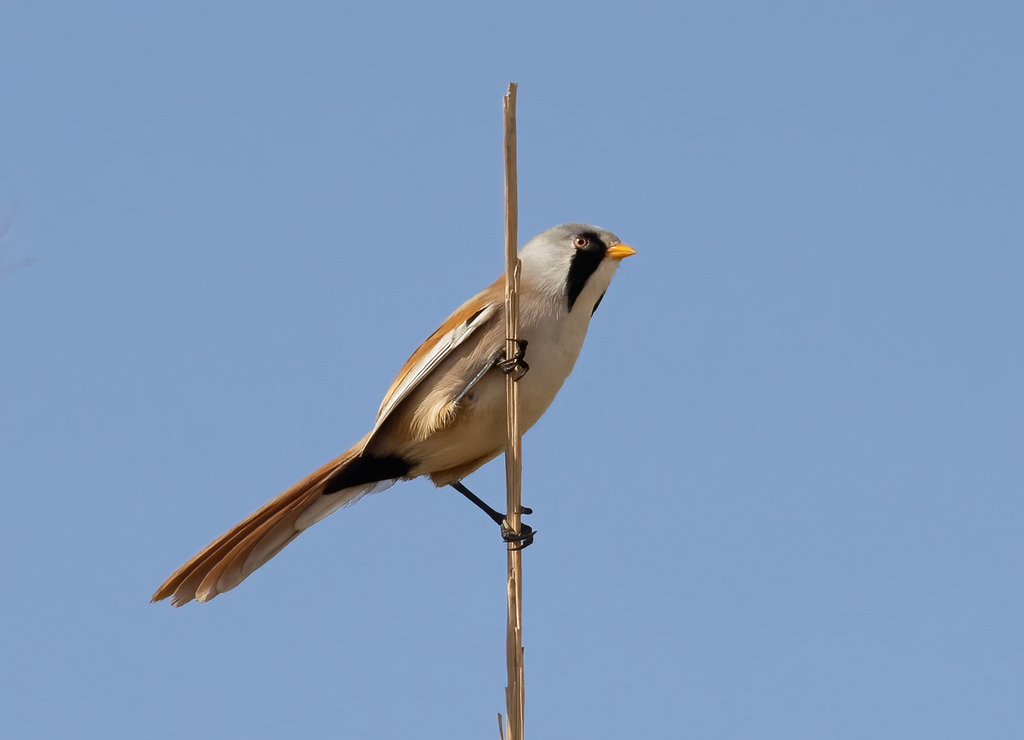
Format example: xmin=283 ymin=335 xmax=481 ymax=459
xmin=2 ymin=2 xmax=1021 ymax=738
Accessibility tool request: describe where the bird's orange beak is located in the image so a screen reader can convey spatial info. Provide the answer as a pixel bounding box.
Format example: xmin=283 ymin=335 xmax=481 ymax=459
xmin=605 ymin=243 xmax=637 ymax=261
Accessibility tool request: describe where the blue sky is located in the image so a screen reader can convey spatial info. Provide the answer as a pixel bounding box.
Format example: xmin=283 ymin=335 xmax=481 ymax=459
xmin=1 ymin=2 xmax=1022 ymax=738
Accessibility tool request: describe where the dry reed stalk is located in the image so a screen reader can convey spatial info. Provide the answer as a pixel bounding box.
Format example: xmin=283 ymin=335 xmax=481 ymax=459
xmin=501 ymin=81 xmax=525 ymax=740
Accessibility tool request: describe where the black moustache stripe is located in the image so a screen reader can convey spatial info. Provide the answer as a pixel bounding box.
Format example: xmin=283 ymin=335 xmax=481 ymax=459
xmin=565 ymin=233 xmax=608 ymax=312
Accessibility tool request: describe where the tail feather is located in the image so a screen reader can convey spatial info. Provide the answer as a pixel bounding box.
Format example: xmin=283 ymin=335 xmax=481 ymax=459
xmin=194 ymin=495 xmax=310 ymax=602
xmin=152 ymin=444 xmax=390 ymax=606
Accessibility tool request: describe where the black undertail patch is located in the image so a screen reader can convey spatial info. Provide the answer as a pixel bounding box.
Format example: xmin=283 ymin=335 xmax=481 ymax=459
xmin=323 ymin=454 xmax=413 ymax=495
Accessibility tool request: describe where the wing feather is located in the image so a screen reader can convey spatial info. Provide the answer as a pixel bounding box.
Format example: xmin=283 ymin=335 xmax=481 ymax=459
xmin=363 ymin=278 xmax=502 ymax=448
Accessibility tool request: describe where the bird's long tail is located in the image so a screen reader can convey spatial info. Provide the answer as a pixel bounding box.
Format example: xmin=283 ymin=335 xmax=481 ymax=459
xmin=152 ymin=440 xmax=396 ymax=606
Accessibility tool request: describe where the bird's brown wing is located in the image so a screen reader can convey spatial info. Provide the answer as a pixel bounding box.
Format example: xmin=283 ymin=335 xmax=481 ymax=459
xmin=366 ymin=277 xmax=502 ymax=447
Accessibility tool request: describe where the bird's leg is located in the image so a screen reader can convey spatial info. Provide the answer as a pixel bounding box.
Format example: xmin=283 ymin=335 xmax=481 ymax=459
xmin=449 ymin=480 xmax=535 ymax=548
xmin=460 ymin=340 xmax=530 ymax=546
xmin=496 ymin=339 xmax=529 ymax=381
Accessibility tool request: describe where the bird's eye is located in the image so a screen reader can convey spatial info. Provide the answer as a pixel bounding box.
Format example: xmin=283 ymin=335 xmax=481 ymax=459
xmin=573 ymin=236 xmax=590 ymax=249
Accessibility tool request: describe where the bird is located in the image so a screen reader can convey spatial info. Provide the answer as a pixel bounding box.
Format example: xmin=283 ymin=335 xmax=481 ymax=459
xmin=152 ymin=223 xmax=636 ymax=606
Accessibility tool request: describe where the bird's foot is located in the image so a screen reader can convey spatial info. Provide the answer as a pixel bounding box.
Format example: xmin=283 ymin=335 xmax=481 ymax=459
xmin=497 ymin=339 xmax=529 ymax=381
xmin=501 ymin=520 xmax=535 ymax=550
xmin=450 ymin=481 xmax=535 ymax=548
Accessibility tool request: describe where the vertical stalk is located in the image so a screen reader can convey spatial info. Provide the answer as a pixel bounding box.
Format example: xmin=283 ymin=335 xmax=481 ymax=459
xmin=501 ymin=81 xmax=525 ymax=740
